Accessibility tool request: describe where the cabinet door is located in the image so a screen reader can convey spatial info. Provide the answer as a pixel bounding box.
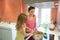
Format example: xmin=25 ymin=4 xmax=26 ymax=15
xmin=1 ymin=28 xmax=12 ymax=40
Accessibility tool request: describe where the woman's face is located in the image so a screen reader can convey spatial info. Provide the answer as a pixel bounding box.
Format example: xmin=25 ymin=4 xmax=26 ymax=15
xmin=29 ymin=9 xmax=35 ymax=15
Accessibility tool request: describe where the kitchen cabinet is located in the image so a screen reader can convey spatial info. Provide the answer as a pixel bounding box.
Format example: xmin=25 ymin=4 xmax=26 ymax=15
xmin=0 ymin=23 xmax=16 ymax=40
xmin=0 ymin=28 xmax=12 ymax=40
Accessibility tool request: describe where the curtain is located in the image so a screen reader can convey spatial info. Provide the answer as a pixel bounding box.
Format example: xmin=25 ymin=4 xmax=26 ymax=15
xmin=51 ymin=1 xmax=58 ymax=23
xmin=0 ymin=0 xmax=27 ymax=22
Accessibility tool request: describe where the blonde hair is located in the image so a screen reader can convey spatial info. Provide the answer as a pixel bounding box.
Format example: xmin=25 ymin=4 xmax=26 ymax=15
xmin=16 ymin=13 xmax=27 ymax=31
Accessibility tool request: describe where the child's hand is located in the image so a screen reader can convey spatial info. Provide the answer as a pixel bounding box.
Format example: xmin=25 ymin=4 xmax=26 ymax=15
xmin=25 ymin=28 xmax=31 ymax=33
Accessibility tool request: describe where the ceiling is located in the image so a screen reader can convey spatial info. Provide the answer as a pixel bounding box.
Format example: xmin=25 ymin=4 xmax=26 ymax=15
xmin=24 ymin=0 xmax=59 ymax=8
xmin=27 ymin=2 xmax=54 ymax=8
xmin=24 ymin=0 xmax=59 ymax=4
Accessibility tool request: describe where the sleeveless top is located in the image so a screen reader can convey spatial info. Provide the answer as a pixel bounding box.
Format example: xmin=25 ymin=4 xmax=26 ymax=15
xmin=26 ymin=16 xmax=36 ymax=31
xmin=15 ymin=31 xmax=25 ymax=40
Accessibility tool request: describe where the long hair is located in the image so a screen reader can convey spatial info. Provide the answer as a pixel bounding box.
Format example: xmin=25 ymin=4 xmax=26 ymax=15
xmin=16 ymin=13 xmax=27 ymax=31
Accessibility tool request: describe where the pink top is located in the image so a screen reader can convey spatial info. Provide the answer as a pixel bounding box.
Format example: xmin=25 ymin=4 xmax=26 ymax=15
xmin=26 ymin=16 xmax=36 ymax=31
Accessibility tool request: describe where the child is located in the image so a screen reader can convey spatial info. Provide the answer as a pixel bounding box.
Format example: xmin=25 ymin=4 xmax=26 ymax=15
xmin=15 ymin=13 xmax=32 ymax=40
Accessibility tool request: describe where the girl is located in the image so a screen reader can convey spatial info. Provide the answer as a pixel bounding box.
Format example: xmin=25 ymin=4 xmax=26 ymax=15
xmin=15 ymin=13 xmax=32 ymax=40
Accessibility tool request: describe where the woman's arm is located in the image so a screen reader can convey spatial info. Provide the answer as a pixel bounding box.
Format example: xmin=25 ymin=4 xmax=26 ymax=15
xmin=34 ymin=16 xmax=37 ymax=31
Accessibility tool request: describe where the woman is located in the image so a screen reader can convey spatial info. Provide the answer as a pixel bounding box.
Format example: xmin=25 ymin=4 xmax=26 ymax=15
xmin=15 ymin=13 xmax=32 ymax=40
xmin=26 ymin=6 xmax=36 ymax=33
xmin=24 ymin=6 xmax=36 ymax=40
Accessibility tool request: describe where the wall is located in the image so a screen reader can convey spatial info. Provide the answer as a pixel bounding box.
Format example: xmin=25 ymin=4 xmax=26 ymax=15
xmin=57 ymin=1 xmax=60 ymax=24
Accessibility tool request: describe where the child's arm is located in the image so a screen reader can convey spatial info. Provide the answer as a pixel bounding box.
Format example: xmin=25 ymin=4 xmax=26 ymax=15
xmin=22 ymin=27 xmax=32 ymax=37
xmin=22 ymin=24 xmax=33 ymax=37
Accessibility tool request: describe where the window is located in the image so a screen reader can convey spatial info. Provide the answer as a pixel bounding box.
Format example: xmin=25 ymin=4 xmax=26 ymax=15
xmin=41 ymin=8 xmax=51 ymax=24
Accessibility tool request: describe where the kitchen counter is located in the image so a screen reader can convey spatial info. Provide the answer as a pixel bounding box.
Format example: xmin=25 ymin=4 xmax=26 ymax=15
xmin=37 ymin=26 xmax=60 ymax=40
